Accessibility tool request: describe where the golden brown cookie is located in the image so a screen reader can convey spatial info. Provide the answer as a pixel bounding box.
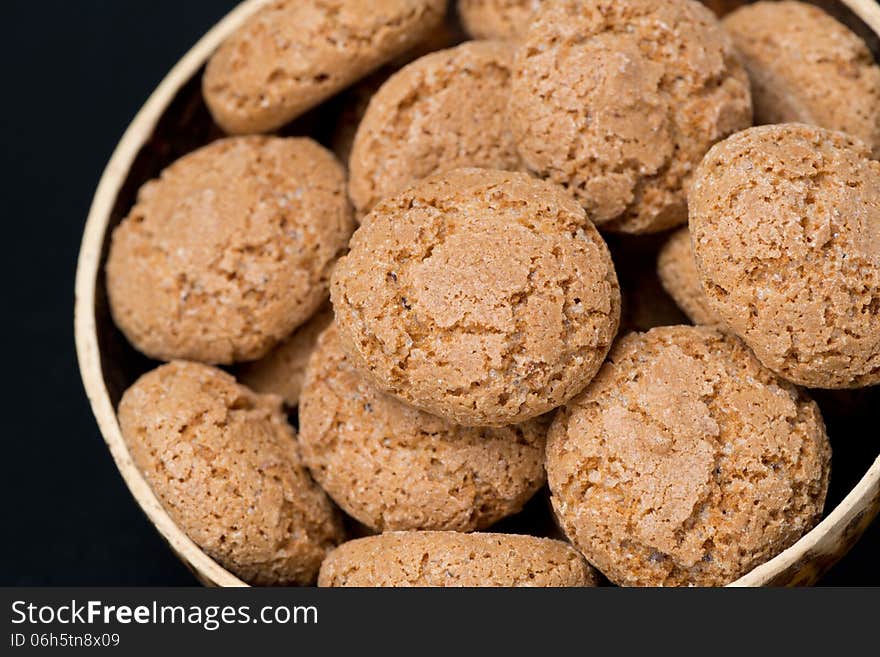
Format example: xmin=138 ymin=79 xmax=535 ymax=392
xmin=690 ymin=124 xmax=880 ymax=388
xmin=723 ymin=1 xmax=880 ymax=156
xmin=117 ymin=361 xmax=344 ymax=585
xmin=509 ymin=0 xmax=752 ymax=233
xmin=318 ymin=531 xmax=597 ymax=586
xmin=237 ymin=303 xmax=334 ymax=407
xmin=657 ymin=227 xmax=721 ymax=326
xmin=546 ymin=325 xmax=831 ymax=587
xmin=348 ymin=40 xmax=520 ymax=216
xmin=331 ymin=167 xmax=621 ymax=427
xmin=106 ymin=136 xmax=353 ymax=364
xmin=298 ymin=324 xmax=547 ymax=532
xmin=203 ymin=0 xmax=448 ymax=134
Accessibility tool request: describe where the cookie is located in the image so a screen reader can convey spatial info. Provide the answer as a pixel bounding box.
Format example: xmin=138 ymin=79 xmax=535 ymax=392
xmin=546 ymin=325 xmax=831 ymax=587
xmin=657 ymin=227 xmax=720 ymax=326
xmin=690 ymin=124 xmax=880 ymax=388
xmin=318 ymin=531 xmax=597 ymax=586
xmin=458 ymin=1 xmax=745 ymax=40
xmin=237 ymin=303 xmax=334 ymax=407
xmin=331 ymin=167 xmax=621 ymax=426
xmin=298 ymin=324 xmax=547 ymax=532
xmin=117 ymin=361 xmax=344 ymax=585
xmin=106 ymin=136 xmax=354 ymax=364
xmin=202 ymin=0 xmax=446 ymax=134
xmin=723 ymin=1 xmax=880 ymax=156
xmin=203 ymin=0 xmax=448 ymax=134
xmin=348 ymin=40 xmax=520 ymax=216
xmin=509 ymin=0 xmax=752 ymax=233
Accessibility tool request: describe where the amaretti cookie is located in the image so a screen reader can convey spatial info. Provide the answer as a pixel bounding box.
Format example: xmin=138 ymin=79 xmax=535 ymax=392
xmin=106 ymin=136 xmax=353 ymax=364
xmin=723 ymin=2 xmax=880 ymax=156
xmin=690 ymin=124 xmax=880 ymax=388
xmin=117 ymin=361 xmax=345 ymax=585
xmin=546 ymin=325 xmax=831 ymax=587
xmin=657 ymin=227 xmax=720 ymax=326
xmin=331 ymin=167 xmax=621 ymax=426
xmin=348 ymin=40 xmax=520 ymax=216
xmin=203 ymin=0 xmax=448 ymax=134
xmin=318 ymin=531 xmax=597 ymax=586
xmin=509 ymin=0 xmax=752 ymax=233
xmin=237 ymin=303 xmax=334 ymax=407
xmin=298 ymin=324 xmax=547 ymax=532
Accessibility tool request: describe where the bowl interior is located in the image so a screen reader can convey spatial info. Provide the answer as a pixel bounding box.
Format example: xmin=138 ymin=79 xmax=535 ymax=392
xmin=85 ymin=0 xmax=880 ymax=585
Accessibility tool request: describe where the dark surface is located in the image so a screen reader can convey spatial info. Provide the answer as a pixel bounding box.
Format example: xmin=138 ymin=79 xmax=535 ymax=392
xmin=1 ymin=0 xmax=878 ymax=586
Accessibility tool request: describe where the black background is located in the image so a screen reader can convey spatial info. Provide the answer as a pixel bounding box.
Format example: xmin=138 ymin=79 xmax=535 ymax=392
xmin=1 ymin=0 xmax=877 ymax=586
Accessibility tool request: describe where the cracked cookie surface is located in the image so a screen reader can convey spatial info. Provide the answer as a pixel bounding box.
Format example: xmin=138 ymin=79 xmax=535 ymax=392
xmin=723 ymin=1 xmax=880 ymax=157
xmin=509 ymin=0 xmax=752 ymax=233
xmin=690 ymin=124 xmax=880 ymax=388
xmin=546 ymin=325 xmax=830 ymax=587
xmin=299 ymin=324 xmax=547 ymax=532
xmin=106 ymin=136 xmax=354 ymax=364
xmin=657 ymin=227 xmax=720 ymax=326
xmin=318 ymin=531 xmax=597 ymax=586
xmin=203 ymin=0 xmax=448 ymax=134
xmin=330 ymin=167 xmax=621 ymax=427
xmin=117 ymin=361 xmax=344 ymax=585
xmin=349 ymin=40 xmax=521 ymax=216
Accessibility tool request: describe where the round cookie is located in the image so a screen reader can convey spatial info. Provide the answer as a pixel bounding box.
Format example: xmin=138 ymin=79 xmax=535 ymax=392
xmin=203 ymin=0 xmax=448 ymax=134
xmin=509 ymin=0 xmax=752 ymax=233
xmin=546 ymin=325 xmax=831 ymax=587
xmin=690 ymin=123 xmax=880 ymax=388
xmin=331 ymin=167 xmax=621 ymax=427
xmin=318 ymin=531 xmax=598 ymax=586
xmin=348 ymin=40 xmax=521 ymax=216
xmin=117 ymin=361 xmax=344 ymax=586
xmin=106 ymin=136 xmax=354 ymax=364
xmin=723 ymin=1 xmax=880 ymax=156
xmin=299 ymin=323 xmax=547 ymax=532
xmin=657 ymin=227 xmax=721 ymax=326
xmin=237 ymin=303 xmax=334 ymax=407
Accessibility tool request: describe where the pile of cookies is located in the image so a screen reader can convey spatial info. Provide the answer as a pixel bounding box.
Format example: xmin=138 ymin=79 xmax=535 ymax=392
xmin=106 ymin=0 xmax=880 ymax=586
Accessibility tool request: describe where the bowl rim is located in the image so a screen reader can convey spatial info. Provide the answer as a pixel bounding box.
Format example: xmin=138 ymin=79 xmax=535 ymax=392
xmin=74 ymin=0 xmax=880 ymax=587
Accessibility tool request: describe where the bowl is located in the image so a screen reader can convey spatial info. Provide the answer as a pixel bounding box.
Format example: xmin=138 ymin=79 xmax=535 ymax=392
xmin=74 ymin=0 xmax=880 ymax=587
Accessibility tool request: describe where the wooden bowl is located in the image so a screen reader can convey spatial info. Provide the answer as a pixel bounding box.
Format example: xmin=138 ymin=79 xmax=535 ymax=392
xmin=75 ymin=0 xmax=880 ymax=587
